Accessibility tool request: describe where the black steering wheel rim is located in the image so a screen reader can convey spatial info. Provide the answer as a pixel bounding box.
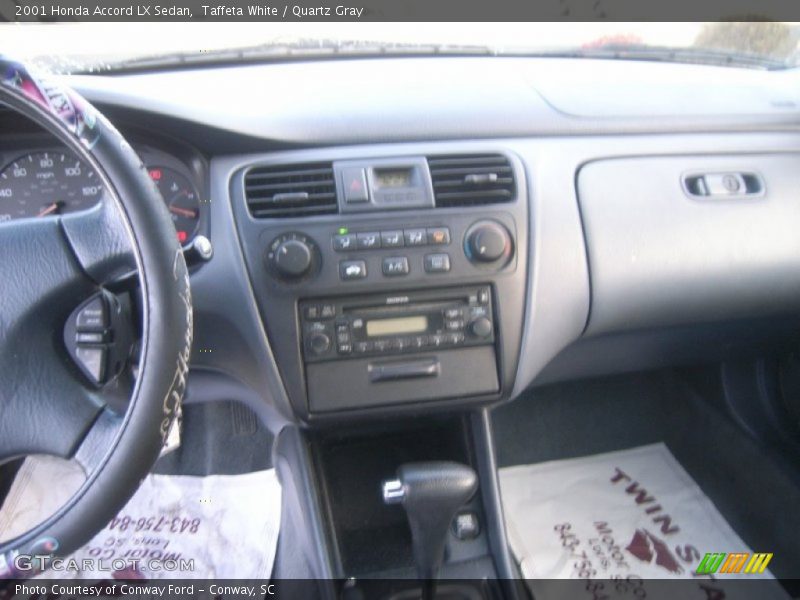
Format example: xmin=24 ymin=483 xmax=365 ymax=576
xmin=0 ymin=59 xmax=192 ymax=573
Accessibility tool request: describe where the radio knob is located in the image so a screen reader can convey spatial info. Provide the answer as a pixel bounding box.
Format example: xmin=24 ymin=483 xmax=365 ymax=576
xmin=469 ymin=316 xmax=493 ymax=338
xmin=308 ymin=332 xmax=331 ymax=355
xmin=465 ymin=221 xmax=512 ymax=264
xmin=272 ymin=238 xmax=313 ymax=279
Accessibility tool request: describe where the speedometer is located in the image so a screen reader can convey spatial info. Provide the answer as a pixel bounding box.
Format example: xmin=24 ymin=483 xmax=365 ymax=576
xmin=0 ymin=151 xmax=103 ymax=222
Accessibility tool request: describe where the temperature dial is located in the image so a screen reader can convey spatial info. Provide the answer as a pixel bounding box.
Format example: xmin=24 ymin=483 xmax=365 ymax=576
xmin=266 ymin=232 xmax=320 ymax=281
xmin=464 ymin=220 xmax=513 ymax=265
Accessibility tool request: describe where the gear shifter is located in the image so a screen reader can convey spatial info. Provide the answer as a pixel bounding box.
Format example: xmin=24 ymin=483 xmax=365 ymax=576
xmin=382 ymin=462 xmax=478 ymax=598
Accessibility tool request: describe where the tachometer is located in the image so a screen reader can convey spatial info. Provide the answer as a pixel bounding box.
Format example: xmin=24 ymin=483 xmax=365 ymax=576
xmin=0 ymin=151 xmax=103 ymax=222
xmin=147 ymin=166 xmax=200 ymax=245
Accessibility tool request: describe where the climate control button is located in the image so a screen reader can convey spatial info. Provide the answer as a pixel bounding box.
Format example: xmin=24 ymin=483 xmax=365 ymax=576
xmin=339 ymin=260 xmax=367 ymax=280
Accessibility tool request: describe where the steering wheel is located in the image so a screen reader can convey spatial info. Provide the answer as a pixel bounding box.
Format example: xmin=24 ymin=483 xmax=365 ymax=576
xmin=0 ymin=59 xmax=192 ymax=574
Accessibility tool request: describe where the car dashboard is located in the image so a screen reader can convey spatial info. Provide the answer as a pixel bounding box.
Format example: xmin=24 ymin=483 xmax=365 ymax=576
xmin=3 ymin=56 xmax=800 ymax=426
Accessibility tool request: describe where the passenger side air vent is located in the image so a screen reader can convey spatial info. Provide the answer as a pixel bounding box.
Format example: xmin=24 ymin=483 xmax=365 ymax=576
xmin=244 ymin=162 xmax=337 ymax=218
xmin=428 ymin=154 xmax=515 ymax=207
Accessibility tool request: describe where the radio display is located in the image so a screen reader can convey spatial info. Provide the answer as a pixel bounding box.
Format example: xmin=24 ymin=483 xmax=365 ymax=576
xmin=366 ymin=315 xmax=428 ymax=337
xmin=374 ymin=168 xmax=412 ymax=188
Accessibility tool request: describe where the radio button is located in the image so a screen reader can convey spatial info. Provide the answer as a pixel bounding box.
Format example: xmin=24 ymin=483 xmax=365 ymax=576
xmin=391 ymin=337 xmax=409 ymax=350
xmin=404 ymin=228 xmax=427 ymax=246
xmin=333 ymin=234 xmax=357 ymax=252
xmin=446 ymin=320 xmax=465 ymax=331
xmin=374 ymin=340 xmax=391 ymax=352
xmin=336 ymin=331 xmax=351 ymax=345
xmin=470 ymin=306 xmax=488 ymax=318
xmin=478 ymin=288 xmax=490 ymax=305
xmin=424 ymin=253 xmax=451 ymax=273
xmin=445 ymin=307 xmax=463 ymax=319
xmin=357 ymin=232 xmax=381 ymax=249
xmin=354 ymin=341 xmax=373 ymax=353
xmin=320 ymin=304 xmax=337 ymax=319
xmin=448 ymin=332 xmax=465 ymax=344
xmin=382 ymin=256 xmax=410 ymax=277
xmin=381 ymin=230 xmax=405 ymax=248
xmin=304 ymin=305 xmax=321 ymax=320
xmin=340 ymin=260 xmax=367 ymax=280
xmin=338 ymin=343 xmax=352 ymax=354
xmin=411 ymin=335 xmax=429 ymax=348
xmin=427 ymin=227 xmax=450 ymax=245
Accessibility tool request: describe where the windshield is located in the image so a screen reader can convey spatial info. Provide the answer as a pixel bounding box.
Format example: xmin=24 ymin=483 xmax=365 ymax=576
xmin=2 ymin=22 xmax=799 ymax=73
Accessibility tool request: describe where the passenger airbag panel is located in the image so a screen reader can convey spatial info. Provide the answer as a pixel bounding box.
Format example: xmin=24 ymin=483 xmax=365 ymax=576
xmin=578 ymin=154 xmax=800 ymax=335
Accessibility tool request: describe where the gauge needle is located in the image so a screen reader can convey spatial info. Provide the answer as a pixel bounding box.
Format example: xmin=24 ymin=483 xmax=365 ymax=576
xmin=37 ymin=202 xmax=61 ymax=217
xmin=169 ymin=206 xmax=198 ymax=219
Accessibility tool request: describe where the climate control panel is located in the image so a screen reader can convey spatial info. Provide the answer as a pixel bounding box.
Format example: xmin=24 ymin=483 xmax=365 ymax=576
xmin=265 ymin=217 xmax=514 ymax=285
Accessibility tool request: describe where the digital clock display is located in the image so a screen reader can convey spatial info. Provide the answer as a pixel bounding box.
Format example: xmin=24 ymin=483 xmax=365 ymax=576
xmin=374 ymin=168 xmax=412 ymax=188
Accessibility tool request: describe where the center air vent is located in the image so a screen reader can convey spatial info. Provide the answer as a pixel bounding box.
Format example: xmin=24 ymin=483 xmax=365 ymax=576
xmin=244 ymin=162 xmax=338 ymax=218
xmin=427 ymin=154 xmax=515 ymax=207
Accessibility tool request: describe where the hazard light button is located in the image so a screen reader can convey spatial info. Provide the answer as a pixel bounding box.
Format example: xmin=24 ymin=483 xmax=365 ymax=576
xmin=342 ymin=167 xmax=369 ymax=203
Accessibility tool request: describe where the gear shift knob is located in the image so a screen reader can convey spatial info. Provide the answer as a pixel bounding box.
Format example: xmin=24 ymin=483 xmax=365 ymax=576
xmin=382 ymin=461 xmax=478 ymax=586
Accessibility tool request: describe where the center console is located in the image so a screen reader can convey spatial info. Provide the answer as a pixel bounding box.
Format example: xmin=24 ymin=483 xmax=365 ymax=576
xmin=230 ymin=148 xmax=528 ymax=422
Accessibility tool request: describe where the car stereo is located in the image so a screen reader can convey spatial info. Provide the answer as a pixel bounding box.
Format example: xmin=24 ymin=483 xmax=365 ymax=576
xmin=299 ymin=285 xmax=494 ymax=363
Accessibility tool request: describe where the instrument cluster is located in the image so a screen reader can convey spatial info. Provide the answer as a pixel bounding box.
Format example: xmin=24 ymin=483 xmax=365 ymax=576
xmin=0 ymin=142 xmax=207 ymax=247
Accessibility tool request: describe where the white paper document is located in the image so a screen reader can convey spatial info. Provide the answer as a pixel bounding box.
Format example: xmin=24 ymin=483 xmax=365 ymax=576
xmin=499 ymin=443 xmax=788 ymax=600
xmin=0 ymin=456 xmax=281 ymax=579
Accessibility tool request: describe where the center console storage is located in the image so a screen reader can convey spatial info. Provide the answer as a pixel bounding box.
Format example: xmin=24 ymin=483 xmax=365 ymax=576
xmin=305 ymin=415 xmax=507 ymax=600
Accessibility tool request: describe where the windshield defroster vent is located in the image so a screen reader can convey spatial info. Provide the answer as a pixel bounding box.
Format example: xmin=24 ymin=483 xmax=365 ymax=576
xmin=427 ymin=154 xmax=515 ymax=208
xmin=244 ymin=162 xmax=338 ymax=218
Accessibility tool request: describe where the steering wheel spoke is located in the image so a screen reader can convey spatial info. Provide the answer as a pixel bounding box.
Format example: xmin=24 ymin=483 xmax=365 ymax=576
xmin=61 ymin=196 xmax=138 ymax=286
xmin=0 ymin=217 xmax=105 ymax=460
xmin=72 ymin=409 xmax=125 ymax=474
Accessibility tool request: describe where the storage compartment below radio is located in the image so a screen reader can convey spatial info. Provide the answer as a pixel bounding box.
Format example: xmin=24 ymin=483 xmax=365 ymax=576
xmin=307 ymin=346 xmax=499 ymax=412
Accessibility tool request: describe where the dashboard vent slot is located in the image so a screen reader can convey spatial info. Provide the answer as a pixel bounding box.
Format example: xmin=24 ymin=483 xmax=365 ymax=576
xmin=428 ymin=154 xmax=515 ymax=207
xmin=244 ymin=162 xmax=337 ymax=218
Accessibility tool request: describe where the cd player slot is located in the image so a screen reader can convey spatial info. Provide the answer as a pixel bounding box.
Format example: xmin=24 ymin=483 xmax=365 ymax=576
xmin=343 ymin=300 xmax=455 ymax=316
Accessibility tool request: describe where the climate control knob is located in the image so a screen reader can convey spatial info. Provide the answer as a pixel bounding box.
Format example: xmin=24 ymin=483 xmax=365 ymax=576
xmin=267 ymin=233 xmax=319 ymax=281
xmin=464 ymin=220 xmax=512 ymax=264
